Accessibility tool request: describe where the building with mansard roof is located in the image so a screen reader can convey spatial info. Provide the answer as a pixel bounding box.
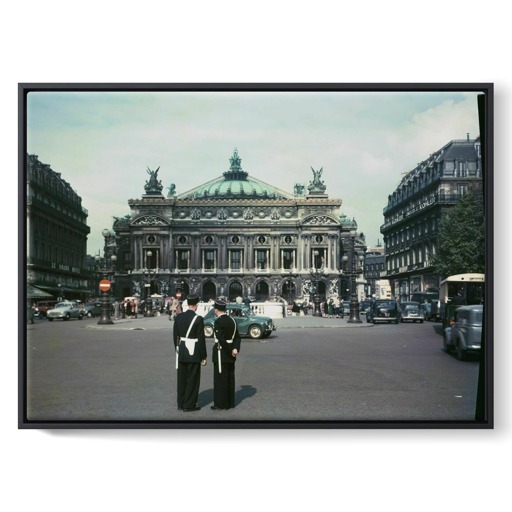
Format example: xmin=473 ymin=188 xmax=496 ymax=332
xmin=26 ymin=154 xmax=91 ymax=300
xmin=380 ymin=136 xmax=483 ymax=301
xmin=111 ymin=149 xmax=367 ymax=303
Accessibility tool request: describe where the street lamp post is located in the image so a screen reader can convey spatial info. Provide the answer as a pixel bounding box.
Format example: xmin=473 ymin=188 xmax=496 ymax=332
xmin=95 ymin=228 xmax=117 ymax=325
xmin=143 ymin=250 xmax=158 ymax=317
xmin=343 ymin=229 xmax=363 ymax=324
xmin=310 ymin=250 xmax=324 ymax=317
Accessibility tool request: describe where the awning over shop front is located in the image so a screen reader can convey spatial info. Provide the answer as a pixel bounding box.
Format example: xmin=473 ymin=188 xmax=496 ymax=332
xmin=34 ymin=285 xmax=91 ymax=295
xmin=26 ymin=285 xmax=54 ymax=299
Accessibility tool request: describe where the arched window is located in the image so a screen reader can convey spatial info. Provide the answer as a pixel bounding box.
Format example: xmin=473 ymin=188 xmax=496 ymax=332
xmin=202 ymin=281 xmax=216 ymax=301
xmin=255 ymin=281 xmax=270 ymax=301
xmin=228 ymin=281 xmax=243 ymax=301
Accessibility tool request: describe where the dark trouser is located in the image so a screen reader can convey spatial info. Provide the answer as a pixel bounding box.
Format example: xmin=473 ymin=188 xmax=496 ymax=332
xmin=213 ymin=363 xmax=236 ymax=409
xmin=177 ymin=362 xmax=201 ymax=409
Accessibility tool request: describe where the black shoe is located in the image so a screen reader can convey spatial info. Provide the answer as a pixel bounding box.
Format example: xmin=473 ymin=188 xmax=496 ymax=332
xmin=183 ymin=406 xmax=201 ymax=412
xmin=210 ymin=406 xmax=228 ymax=410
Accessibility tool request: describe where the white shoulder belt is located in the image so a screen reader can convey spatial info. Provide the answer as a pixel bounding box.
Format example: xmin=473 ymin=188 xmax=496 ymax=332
xmin=180 ymin=314 xmax=199 ymax=355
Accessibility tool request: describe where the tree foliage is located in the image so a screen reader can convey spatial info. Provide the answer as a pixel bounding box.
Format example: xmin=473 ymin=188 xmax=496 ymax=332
xmin=433 ymin=190 xmax=486 ymax=276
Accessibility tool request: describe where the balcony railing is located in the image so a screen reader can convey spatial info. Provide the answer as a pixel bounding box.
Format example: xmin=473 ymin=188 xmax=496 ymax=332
xmin=381 ymin=194 xmax=465 ymax=231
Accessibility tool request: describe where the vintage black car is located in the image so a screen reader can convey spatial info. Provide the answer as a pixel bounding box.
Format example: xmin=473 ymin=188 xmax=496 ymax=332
xmin=443 ymin=305 xmax=483 ymax=360
xmin=367 ymin=299 xmax=401 ymax=324
xmin=83 ymin=302 xmax=102 ymax=317
xmin=359 ymin=300 xmax=372 ymax=315
xmin=400 ymin=301 xmax=425 ymax=323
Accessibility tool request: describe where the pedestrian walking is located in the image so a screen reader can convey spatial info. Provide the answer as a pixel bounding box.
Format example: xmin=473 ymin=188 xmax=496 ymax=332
xmin=169 ymin=296 xmax=179 ymax=320
xmin=173 ymin=294 xmax=207 ymax=412
xmin=211 ymin=299 xmax=241 ymax=410
xmin=328 ymin=298 xmax=334 ymax=318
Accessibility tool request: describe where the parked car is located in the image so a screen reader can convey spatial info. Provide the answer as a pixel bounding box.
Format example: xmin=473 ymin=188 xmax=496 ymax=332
xmin=46 ymin=301 xmax=84 ymax=321
xmin=359 ymin=300 xmax=372 ymax=315
xmin=83 ymin=302 xmax=102 ymax=317
xmin=203 ymin=303 xmax=276 ymax=339
xmin=429 ymin=299 xmax=441 ymax=322
xmin=443 ymin=305 xmax=483 ymax=360
xmin=367 ymin=299 xmax=400 ymax=324
xmin=400 ymin=301 xmax=424 ymax=323
xmin=35 ymin=300 xmax=58 ymax=318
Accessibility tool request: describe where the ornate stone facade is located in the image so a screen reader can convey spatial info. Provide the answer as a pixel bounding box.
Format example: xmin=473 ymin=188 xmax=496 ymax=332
xmin=112 ymin=149 xmax=366 ymax=302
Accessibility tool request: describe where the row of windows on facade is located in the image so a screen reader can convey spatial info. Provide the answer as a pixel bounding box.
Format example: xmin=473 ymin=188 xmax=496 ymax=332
xmin=28 ymin=165 xmax=83 ymax=205
xmin=30 ymin=194 xmax=88 ymax=224
xmin=386 ymin=243 xmax=436 ymax=270
xmin=384 ymin=218 xmax=437 ymax=246
xmin=28 ymin=166 xmax=86 ymax=208
xmin=365 ymin=263 xmax=385 ymax=271
xmin=173 ymin=234 xmax=326 ymax=245
xmin=122 ymin=247 xmax=350 ymax=272
xmin=386 ymin=185 xmax=471 ymax=219
xmin=31 ymin=218 xmax=88 ymax=249
xmin=389 ymin=159 xmax=480 ymax=203
xmin=32 ymin=240 xmax=86 ymax=268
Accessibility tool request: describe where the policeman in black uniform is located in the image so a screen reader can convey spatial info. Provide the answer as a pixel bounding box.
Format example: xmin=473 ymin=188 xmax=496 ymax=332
xmin=211 ymin=299 xmax=241 ymax=410
xmin=173 ymin=294 xmax=207 ymax=412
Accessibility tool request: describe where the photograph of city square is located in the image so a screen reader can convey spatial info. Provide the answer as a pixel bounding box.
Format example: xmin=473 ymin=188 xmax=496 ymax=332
xmin=20 ymin=84 xmax=492 ymax=428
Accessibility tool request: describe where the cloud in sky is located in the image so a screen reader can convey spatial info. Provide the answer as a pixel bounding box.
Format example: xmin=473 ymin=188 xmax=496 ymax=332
xmin=26 ymin=89 xmax=481 ymax=255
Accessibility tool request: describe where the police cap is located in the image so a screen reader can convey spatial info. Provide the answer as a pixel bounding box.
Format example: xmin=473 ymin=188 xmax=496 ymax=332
xmin=214 ymin=299 xmax=227 ymax=311
xmin=187 ymin=294 xmax=200 ymax=305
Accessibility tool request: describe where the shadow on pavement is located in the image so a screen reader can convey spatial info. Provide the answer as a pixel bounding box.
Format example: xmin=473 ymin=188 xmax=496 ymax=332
xmin=235 ymin=384 xmax=257 ymax=406
xmin=196 ymin=384 xmax=257 ymax=408
xmin=197 ymin=388 xmax=214 ymax=408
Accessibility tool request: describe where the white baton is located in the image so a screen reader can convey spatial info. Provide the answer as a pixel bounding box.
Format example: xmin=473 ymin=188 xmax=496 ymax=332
xmin=217 ymin=344 xmax=222 ymax=373
xmin=175 ymin=347 xmax=179 ymax=370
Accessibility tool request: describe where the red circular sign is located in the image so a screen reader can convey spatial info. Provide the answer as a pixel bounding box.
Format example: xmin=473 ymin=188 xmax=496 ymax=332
xmin=99 ymin=279 xmax=111 ymax=292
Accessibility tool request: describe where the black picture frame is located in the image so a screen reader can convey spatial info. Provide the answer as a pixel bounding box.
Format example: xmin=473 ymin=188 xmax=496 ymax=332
xmin=19 ymin=82 xmax=493 ymax=429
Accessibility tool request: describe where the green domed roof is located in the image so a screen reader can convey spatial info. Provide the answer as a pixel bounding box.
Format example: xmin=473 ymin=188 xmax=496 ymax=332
xmin=178 ymin=149 xmax=293 ymax=201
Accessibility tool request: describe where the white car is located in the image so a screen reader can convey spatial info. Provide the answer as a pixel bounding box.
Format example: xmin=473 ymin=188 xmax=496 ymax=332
xmin=47 ymin=301 xmax=84 ymax=321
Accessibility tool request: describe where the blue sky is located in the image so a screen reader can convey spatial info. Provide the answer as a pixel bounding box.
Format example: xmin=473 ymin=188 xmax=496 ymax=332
xmin=27 ymin=89 xmax=481 ymax=255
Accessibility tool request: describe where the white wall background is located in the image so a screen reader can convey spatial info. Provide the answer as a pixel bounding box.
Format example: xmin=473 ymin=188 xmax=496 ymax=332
xmin=5 ymin=2 xmax=508 ymax=511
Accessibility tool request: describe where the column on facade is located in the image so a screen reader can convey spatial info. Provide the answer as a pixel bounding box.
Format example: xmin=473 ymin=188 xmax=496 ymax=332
xmin=275 ymin=235 xmax=280 ymax=271
xmin=297 ymin=232 xmax=304 ymax=271
xmin=242 ymin=235 xmax=248 ymax=271
xmin=302 ymin=234 xmax=309 ymax=270
xmin=307 ymin=235 xmax=312 ymax=269
xmin=268 ymin=237 xmax=273 ymax=270
xmin=332 ymin=234 xmax=338 ymax=271
xmin=192 ymin=234 xmax=200 ymax=270
xmin=245 ymin=235 xmax=250 ymax=269
xmin=218 ymin=235 xmax=225 ymax=270
xmin=169 ymin=235 xmax=174 ymax=271
xmin=326 ymin=236 xmax=331 ymax=270
xmin=332 ymin=235 xmax=337 ymax=270
xmin=134 ymin=236 xmax=140 ymax=270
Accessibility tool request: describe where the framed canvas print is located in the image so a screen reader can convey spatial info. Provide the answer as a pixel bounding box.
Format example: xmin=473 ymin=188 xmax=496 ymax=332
xmin=18 ymin=83 xmax=493 ymax=429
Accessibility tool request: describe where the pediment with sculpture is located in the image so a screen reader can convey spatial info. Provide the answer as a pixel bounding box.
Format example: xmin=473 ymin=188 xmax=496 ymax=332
xmin=131 ymin=214 xmax=169 ymax=226
xmin=301 ymin=214 xmax=340 ymax=226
